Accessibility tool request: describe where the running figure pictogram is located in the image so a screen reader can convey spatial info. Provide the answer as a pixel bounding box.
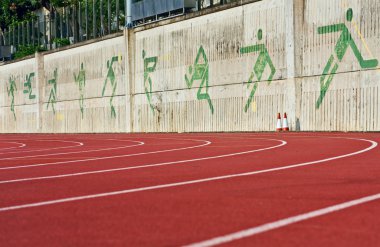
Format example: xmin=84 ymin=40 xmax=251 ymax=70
xmin=7 ymin=76 xmax=17 ymax=120
xmin=74 ymin=63 xmax=86 ymax=118
xmin=240 ymin=29 xmax=276 ymax=113
xmin=185 ymin=46 xmax=214 ymax=114
xmin=102 ymin=56 xmax=119 ymax=118
xmin=316 ymin=8 xmax=378 ymax=108
xmin=47 ymin=68 xmax=58 ymax=114
xmin=143 ymin=50 xmax=158 ymax=113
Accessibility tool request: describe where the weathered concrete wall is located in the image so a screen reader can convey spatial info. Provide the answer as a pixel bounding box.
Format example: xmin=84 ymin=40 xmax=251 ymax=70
xmin=0 ymin=58 xmax=38 ymax=133
xmin=1 ymin=0 xmax=379 ymax=133
xmin=0 ymin=36 xmax=126 ymax=133
xmin=299 ymin=0 xmax=380 ymax=131
xmin=42 ymin=36 xmax=126 ymax=133
xmin=132 ymin=0 xmax=380 ymax=132
xmin=133 ymin=0 xmax=294 ymax=132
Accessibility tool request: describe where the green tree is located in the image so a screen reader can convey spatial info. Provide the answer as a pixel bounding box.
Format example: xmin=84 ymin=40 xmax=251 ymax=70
xmin=1 ymin=0 xmax=125 ymax=29
xmin=0 ymin=1 xmax=41 ymax=30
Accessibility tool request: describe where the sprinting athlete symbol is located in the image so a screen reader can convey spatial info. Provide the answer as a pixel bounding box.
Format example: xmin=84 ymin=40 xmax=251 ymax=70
xmin=7 ymin=76 xmax=17 ymax=120
xmin=316 ymin=8 xmax=378 ymax=108
xmin=142 ymin=50 xmax=158 ymax=113
xmin=102 ymin=56 xmax=120 ymax=118
xmin=47 ymin=68 xmax=58 ymax=114
xmin=23 ymin=72 xmax=36 ymax=100
xmin=185 ymin=46 xmax=214 ymax=114
xmin=74 ymin=63 xmax=86 ymax=118
xmin=240 ymin=29 xmax=276 ymax=113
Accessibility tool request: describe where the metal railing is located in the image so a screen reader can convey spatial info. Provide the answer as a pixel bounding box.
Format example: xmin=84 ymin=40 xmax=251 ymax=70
xmin=1 ymin=0 xmax=125 ymax=52
xmin=131 ymin=0 xmax=238 ymax=26
xmin=131 ymin=0 xmax=197 ymax=26
xmin=0 ymin=0 xmax=239 ymax=59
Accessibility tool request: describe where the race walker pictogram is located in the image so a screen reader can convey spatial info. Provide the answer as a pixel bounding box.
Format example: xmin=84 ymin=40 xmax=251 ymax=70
xmin=240 ymin=29 xmax=276 ymax=113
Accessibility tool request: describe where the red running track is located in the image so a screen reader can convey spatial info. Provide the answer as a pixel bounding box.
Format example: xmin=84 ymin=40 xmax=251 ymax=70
xmin=0 ymin=133 xmax=379 ymax=246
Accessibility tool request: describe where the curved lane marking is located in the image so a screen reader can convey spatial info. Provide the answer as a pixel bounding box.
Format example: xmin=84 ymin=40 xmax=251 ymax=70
xmin=0 ymin=142 xmax=26 ymax=151
xmin=0 ymin=137 xmax=375 ymax=213
xmin=0 ymin=138 xmax=286 ymax=184
xmin=0 ymin=140 xmax=83 ymax=155
xmin=185 ymin=192 xmax=380 ymax=247
xmin=0 ymin=138 xmax=211 ymax=170
xmin=0 ymin=139 xmax=143 ymax=161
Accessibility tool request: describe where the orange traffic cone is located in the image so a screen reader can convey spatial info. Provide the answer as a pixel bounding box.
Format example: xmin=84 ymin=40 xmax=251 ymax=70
xmin=283 ymin=112 xmax=289 ymax=131
xmin=276 ymin=113 xmax=282 ymax=132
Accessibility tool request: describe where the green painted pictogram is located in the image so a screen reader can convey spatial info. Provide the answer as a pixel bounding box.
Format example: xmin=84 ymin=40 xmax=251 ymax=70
xmin=23 ymin=73 xmax=36 ymax=100
xmin=316 ymin=8 xmax=378 ymax=108
xmin=185 ymin=46 xmax=214 ymax=114
xmin=142 ymin=50 xmax=158 ymax=113
xmin=47 ymin=68 xmax=58 ymax=114
xmin=74 ymin=63 xmax=86 ymax=119
xmin=240 ymin=29 xmax=276 ymax=113
xmin=7 ymin=76 xmax=17 ymax=120
xmin=102 ymin=56 xmax=121 ymax=118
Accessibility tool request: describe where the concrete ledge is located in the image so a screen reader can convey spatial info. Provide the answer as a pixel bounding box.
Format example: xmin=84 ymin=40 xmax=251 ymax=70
xmin=0 ymin=32 xmax=124 ymax=66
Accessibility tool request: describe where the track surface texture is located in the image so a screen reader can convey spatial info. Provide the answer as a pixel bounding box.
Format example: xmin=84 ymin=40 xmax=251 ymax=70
xmin=0 ymin=132 xmax=379 ymax=246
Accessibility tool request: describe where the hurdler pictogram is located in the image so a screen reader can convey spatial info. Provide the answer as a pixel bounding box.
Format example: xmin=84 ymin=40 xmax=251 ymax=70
xmin=102 ymin=56 xmax=120 ymax=118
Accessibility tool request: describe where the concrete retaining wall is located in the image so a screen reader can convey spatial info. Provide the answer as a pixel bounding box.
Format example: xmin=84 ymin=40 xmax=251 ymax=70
xmin=133 ymin=0 xmax=292 ymax=132
xmin=0 ymin=36 xmax=127 ymax=133
xmin=1 ymin=0 xmax=379 ymax=133
xmin=299 ymin=0 xmax=380 ymax=131
xmin=42 ymin=36 xmax=127 ymax=133
xmin=0 ymin=58 xmax=38 ymax=133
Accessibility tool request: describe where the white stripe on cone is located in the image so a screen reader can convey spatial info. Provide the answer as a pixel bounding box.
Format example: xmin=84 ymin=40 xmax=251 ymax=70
xmin=276 ymin=113 xmax=282 ymax=132
xmin=283 ymin=113 xmax=289 ymax=131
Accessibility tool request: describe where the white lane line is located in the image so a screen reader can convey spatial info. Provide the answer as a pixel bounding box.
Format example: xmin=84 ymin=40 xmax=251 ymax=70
xmin=0 ymin=139 xmax=143 ymax=161
xmin=0 ymin=139 xmax=286 ymax=184
xmin=0 ymin=139 xmax=211 ymax=170
xmin=0 ymin=142 xmax=26 ymax=151
xmin=0 ymin=140 xmax=83 ymax=155
xmin=0 ymin=138 xmax=376 ymax=212
xmin=184 ymin=193 xmax=380 ymax=247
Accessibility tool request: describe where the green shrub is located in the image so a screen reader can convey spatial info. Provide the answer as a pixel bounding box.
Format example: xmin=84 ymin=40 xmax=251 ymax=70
xmin=54 ymin=38 xmax=71 ymax=48
xmin=14 ymin=45 xmax=46 ymax=59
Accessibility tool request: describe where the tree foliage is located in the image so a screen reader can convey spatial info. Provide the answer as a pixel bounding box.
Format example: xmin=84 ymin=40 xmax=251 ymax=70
xmin=0 ymin=1 xmax=41 ymax=29
xmin=1 ymin=1 xmax=124 ymax=30
xmin=0 ymin=1 xmax=79 ymax=30
xmin=14 ymin=44 xmax=46 ymax=59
